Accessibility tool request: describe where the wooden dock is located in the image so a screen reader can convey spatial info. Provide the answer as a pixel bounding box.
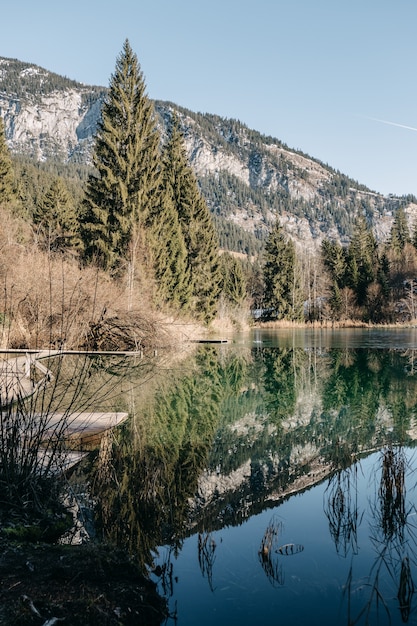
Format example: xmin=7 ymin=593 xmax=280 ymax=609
xmin=0 ymin=351 xmax=129 ymax=430
xmin=190 ymin=339 xmax=228 ymax=344
xmin=0 ymin=351 xmax=131 ymax=474
xmin=43 ymin=411 xmax=129 ymax=435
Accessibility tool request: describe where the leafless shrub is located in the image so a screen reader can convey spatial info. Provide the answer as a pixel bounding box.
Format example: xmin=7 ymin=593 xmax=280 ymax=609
xmin=83 ymin=311 xmax=168 ymax=352
xmin=0 ymin=350 xmax=156 ymax=528
xmin=0 ymin=353 xmax=89 ymax=516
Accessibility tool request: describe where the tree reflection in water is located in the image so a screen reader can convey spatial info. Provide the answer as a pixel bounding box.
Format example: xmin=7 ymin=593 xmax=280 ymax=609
xmin=91 ymin=346 xmax=251 ymax=568
xmin=327 ymin=445 xmax=417 ymax=624
xmin=71 ymin=338 xmax=417 ymax=624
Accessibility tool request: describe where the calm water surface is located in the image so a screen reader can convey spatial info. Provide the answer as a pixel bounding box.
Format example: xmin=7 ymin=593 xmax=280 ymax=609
xmin=91 ymin=329 xmax=417 ymax=625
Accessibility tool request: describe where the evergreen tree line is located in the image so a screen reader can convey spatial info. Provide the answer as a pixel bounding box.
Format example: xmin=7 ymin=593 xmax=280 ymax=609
xmin=255 ymin=206 xmax=417 ymax=324
xmin=0 ymin=42 xmax=250 ymax=324
xmin=0 ymin=56 xmax=106 ymax=99
xmin=321 ymin=209 xmax=417 ymax=323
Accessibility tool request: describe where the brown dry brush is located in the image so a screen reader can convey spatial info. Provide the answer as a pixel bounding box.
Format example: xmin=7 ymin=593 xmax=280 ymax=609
xmin=83 ymin=311 xmax=167 ymax=353
xmin=0 ymin=204 xmax=201 ymax=352
xmin=0 ymin=239 xmax=168 ymax=351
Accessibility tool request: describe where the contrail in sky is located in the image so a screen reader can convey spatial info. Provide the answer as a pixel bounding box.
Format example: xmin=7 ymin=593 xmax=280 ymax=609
xmin=366 ymin=116 xmax=417 ymax=133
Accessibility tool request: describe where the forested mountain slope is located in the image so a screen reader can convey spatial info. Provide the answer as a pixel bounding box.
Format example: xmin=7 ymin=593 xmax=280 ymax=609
xmin=1 ymin=55 xmax=416 ymax=254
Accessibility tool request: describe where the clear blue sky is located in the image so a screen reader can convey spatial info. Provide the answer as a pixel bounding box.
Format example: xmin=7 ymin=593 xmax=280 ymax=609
xmin=2 ymin=0 xmax=417 ymax=197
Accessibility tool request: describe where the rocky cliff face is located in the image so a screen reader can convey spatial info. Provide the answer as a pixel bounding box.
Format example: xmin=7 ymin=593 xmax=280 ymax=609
xmin=1 ymin=56 xmax=416 ymax=250
xmin=173 ymin=105 xmax=417 ymax=250
xmin=0 ymin=59 xmax=105 ymax=162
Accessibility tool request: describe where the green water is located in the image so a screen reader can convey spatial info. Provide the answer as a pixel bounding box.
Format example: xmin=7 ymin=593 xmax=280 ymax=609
xmin=91 ymin=328 xmax=417 ymax=625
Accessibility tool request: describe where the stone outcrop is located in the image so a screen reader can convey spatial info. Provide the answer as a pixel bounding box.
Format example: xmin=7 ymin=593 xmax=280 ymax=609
xmin=1 ymin=56 xmax=417 ymax=249
xmin=0 ymin=88 xmax=103 ymax=162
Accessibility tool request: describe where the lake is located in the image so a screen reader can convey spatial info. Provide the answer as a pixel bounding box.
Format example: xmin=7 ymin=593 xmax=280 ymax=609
xmin=85 ymin=328 xmax=417 ymax=625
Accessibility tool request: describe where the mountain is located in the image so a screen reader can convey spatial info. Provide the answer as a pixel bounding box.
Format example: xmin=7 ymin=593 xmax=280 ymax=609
xmin=1 ymin=55 xmax=416 ymax=253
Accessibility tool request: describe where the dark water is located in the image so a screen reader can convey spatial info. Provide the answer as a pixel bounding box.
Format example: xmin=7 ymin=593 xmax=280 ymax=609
xmin=91 ymin=329 xmax=417 ymax=625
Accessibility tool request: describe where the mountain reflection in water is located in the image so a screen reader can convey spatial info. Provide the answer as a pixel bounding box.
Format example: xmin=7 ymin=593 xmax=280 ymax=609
xmin=88 ymin=329 xmax=417 ymax=625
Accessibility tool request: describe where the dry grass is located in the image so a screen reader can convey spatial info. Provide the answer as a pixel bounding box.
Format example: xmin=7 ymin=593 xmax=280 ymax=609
xmin=210 ymin=297 xmax=252 ymax=335
xmin=0 ymin=250 xmax=120 ymax=349
xmin=0 ymin=205 xmax=194 ymax=350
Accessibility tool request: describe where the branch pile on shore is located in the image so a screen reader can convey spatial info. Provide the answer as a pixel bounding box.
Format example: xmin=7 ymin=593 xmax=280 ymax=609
xmin=82 ymin=312 xmax=168 ymax=352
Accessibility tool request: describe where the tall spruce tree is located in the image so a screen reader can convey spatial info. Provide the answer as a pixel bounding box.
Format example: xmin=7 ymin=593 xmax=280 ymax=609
xmin=219 ymin=253 xmax=247 ymax=305
xmin=0 ymin=117 xmax=14 ymax=204
xmin=162 ymin=113 xmax=220 ymax=322
xmin=189 ymin=194 xmax=221 ymax=322
xmin=321 ymin=239 xmax=347 ymax=288
xmin=80 ymin=40 xmax=161 ymax=271
xmin=146 ymin=115 xmax=191 ymax=309
xmin=263 ymin=219 xmax=303 ymax=320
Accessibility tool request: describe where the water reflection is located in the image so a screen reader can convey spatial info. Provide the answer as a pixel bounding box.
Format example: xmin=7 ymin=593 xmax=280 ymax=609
xmin=258 ymin=515 xmax=284 ymax=587
xmin=332 ymin=446 xmax=417 ymax=625
xmin=197 ymin=532 xmax=217 ymax=592
xmin=324 ymin=459 xmax=361 ymax=557
xmin=85 ymin=332 xmax=417 ymax=625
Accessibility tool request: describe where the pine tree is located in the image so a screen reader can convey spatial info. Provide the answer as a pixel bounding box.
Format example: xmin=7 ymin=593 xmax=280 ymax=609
xmin=146 ymin=115 xmax=191 ymax=309
xmin=0 ymin=116 xmax=14 ymax=204
xmin=329 ymin=280 xmax=342 ymax=318
xmin=188 ymin=194 xmax=221 ymax=322
xmin=33 ymin=177 xmax=78 ymax=251
xmin=80 ymin=40 xmax=161 ymax=271
xmin=162 ymin=113 xmax=220 ymax=322
xmin=149 ymin=185 xmax=191 ymax=308
xmin=219 ymin=253 xmax=247 ymax=305
xmin=377 ymin=251 xmax=391 ymax=300
xmin=245 ymin=257 xmax=264 ymax=310
xmin=321 ymin=239 xmax=347 ymax=287
xmin=389 ymin=207 xmax=410 ymax=253
xmin=347 ymin=215 xmax=378 ymax=306
xmin=263 ymin=219 xmax=303 ymax=320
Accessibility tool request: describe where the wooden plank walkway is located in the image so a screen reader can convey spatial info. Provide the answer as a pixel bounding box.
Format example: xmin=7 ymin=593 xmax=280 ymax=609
xmin=0 ymin=354 xmax=40 ymax=404
xmin=0 ymin=352 xmax=129 ymax=433
xmin=0 ymin=351 xmax=131 ymax=474
xmin=44 ymin=411 xmax=129 ymax=434
xmin=0 ymin=348 xmax=150 ymax=405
